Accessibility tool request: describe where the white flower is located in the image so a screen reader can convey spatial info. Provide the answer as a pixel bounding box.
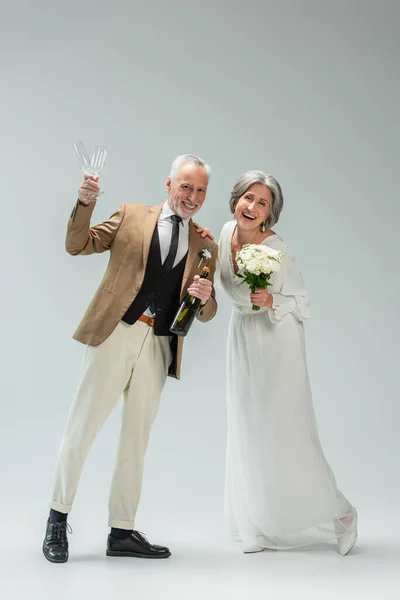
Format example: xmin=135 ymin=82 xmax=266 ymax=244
xmin=197 ymin=244 xmax=213 ymax=268
xmin=236 ymin=244 xmax=283 ymax=276
xmin=199 ymin=246 xmax=212 ymax=260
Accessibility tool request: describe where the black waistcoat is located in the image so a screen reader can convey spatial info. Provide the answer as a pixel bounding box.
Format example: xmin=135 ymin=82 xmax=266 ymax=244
xmin=122 ymin=226 xmax=187 ymax=336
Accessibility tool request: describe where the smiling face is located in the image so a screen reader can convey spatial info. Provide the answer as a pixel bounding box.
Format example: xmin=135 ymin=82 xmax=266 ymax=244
xmin=234 ymin=183 xmax=272 ymax=231
xmin=166 ymin=162 xmax=209 ymax=220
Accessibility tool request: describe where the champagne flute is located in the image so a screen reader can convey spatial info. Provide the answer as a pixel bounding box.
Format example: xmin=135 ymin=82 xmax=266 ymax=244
xmin=91 ymin=145 xmax=107 ymax=175
xmin=73 ymin=141 xmax=107 ymax=202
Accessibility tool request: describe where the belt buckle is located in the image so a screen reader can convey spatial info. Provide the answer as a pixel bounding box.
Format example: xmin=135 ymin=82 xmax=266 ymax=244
xmin=143 ymin=314 xmax=154 ymax=327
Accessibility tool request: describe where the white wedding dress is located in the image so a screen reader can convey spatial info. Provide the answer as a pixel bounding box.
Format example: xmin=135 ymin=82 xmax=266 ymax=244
xmin=219 ymin=220 xmax=357 ymax=551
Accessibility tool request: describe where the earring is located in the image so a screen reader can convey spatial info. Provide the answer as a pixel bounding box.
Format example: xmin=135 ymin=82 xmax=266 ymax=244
xmin=261 ymin=221 xmax=267 ymax=232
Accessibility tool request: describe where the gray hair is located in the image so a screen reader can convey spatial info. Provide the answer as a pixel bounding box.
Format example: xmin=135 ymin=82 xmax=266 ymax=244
xmin=169 ymin=154 xmax=211 ymax=180
xmin=229 ymin=170 xmax=284 ymax=229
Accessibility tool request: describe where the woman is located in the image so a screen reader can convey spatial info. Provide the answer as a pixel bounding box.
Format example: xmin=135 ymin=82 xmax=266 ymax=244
xmin=218 ymin=170 xmax=357 ymax=554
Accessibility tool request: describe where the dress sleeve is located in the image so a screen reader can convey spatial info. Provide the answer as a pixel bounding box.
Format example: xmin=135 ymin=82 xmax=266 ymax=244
xmin=216 ymin=221 xmax=231 ymax=282
xmin=268 ymin=247 xmax=311 ymax=323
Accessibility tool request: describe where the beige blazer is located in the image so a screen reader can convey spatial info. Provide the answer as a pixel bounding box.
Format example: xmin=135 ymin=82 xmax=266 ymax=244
xmin=66 ymin=201 xmax=218 ymax=379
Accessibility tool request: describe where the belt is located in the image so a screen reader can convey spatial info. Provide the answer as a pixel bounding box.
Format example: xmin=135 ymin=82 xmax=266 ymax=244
xmin=138 ymin=314 xmax=155 ymax=327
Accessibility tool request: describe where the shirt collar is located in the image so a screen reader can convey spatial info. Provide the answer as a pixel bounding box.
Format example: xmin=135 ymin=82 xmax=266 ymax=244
xmin=160 ymin=201 xmax=189 ymax=228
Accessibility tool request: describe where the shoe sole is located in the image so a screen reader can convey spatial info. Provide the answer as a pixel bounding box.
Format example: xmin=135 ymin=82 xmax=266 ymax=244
xmin=42 ymin=544 xmax=69 ymax=563
xmin=106 ymin=550 xmax=171 ymax=559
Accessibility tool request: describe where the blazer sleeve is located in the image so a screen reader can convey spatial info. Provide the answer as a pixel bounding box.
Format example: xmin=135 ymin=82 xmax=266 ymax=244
xmin=65 ymin=201 xmax=126 ymax=256
xmin=196 ymin=241 xmax=218 ymax=323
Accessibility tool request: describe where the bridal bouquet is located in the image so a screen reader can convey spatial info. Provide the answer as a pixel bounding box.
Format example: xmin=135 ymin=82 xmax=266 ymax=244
xmin=236 ymin=244 xmax=284 ymax=311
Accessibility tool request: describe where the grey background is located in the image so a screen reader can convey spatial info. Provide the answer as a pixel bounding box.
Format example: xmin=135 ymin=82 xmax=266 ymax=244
xmin=1 ymin=0 xmax=399 ymax=598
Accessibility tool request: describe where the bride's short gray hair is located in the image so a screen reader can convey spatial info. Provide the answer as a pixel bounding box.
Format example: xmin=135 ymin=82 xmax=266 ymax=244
xmin=229 ymin=170 xmax=284 ymax=229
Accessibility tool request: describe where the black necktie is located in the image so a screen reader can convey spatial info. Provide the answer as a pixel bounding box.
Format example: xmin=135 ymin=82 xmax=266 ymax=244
xmin=163 ymin=214 xmax=182 ymax=272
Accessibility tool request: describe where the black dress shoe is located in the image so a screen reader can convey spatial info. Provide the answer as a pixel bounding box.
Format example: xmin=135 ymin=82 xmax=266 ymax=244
xmin=42 ymin=520 xmax=72 ymax=563
xmin=106 ymin=530 xmax=171 ymax=559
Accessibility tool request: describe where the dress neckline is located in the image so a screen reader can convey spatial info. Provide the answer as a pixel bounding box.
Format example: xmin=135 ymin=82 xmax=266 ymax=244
xmin=230 ymin=222 xmax=277 ymax=246
xmin=228 ymin=222 xmax=278 ymax=277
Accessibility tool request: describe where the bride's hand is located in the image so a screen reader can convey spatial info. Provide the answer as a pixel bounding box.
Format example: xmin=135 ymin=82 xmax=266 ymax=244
xmin=250 ymin=287 xmax=273 ymax=308
xmin=193 ymin=222 xmax=214 ymax=240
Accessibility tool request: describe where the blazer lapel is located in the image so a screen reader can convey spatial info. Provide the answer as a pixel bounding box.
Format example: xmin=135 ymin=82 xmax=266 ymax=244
xmin=143 ymin=204 xmax=163 ymax=267
xmin=181 ymin=220 xmax=201 ymax=294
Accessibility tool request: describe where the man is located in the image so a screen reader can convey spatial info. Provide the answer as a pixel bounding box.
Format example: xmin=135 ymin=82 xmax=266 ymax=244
xmin=43 ymin=154 xmax=217 ymax=563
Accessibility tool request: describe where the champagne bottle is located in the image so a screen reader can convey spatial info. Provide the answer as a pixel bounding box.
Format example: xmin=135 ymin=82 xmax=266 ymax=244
xmin=170 ymin=267 xmax=210 ymax=337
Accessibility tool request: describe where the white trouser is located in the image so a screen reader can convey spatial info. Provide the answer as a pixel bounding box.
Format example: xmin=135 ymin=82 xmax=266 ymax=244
xmin=50 ymin=320 xmax=171 ymax=529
